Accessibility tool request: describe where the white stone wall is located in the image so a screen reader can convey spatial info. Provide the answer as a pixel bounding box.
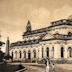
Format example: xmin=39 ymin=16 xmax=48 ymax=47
xmin=9 ymin=40 xmax=72 ymax=62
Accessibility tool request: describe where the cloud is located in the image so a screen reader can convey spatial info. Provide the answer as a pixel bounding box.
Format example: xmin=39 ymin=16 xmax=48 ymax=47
xmin=28 ymin=7 xmax=51 ymax=30
xmin=53 ymin=5 xmax=72 ymax=21
xmin=0 ymin=0 xmax=72 ymax=52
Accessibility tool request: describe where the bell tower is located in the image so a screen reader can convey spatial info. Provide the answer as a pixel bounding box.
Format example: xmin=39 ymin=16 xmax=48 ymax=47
xmin=26 ymin=20 xmax=32 ymax=32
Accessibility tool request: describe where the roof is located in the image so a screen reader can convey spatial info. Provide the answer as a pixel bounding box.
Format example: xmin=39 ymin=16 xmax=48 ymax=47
xmin=10 ymin=34 xmax=72 ymax=47
xmin=23 ymin=19 xmax=72 ymax=36
xmin=10 ymin=39 xmax=40 ymax=47
xmin=10 ymin=19 xmax=72 ymax=47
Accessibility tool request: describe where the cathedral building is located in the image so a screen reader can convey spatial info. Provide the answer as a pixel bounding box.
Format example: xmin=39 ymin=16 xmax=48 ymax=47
xmin=9 ymin=18 xmax=72 ymax=63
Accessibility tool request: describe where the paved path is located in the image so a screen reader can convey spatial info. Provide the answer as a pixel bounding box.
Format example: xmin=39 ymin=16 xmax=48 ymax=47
xmin=25 ymin=65 xmax=45 ymax=72
xmin=23 ymin=64 xmax=72 ymax=72
xmin=8 ymin=63 xmax=72 ymax=72
xmin=55 ymin=64 xmax=72 ymax=72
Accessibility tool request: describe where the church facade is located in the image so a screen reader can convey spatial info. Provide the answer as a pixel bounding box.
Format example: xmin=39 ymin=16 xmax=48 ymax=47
xmin=9 ymin=19 xmax=72 ymax=63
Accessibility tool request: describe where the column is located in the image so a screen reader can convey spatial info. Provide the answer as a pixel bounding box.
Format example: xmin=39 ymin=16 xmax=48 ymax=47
xmin=17 ymin=50 xmax=20 ymax=60
xmin=38 ymin=48 xmax=40 ymax=60
xmin=43 ymin=46 xmax=46 ymax=58
xmin=31 ymin=49 xmax=32 ymax=62
xmin=54 ymin=44 xmax=60 ymax=59
xmin=38 ymin=45 xmax=42 ymax=60
xmin=64 ymin=45 xmax=68 ymax=59
xmin=36 ymin=48 xmax=38 ymax=60
xmin=26 ymin=50 xmax=28 ymax=59
xmin=31 ymin=49 xmax=34 ymax=59
xmin=41 ymin=44 xmax=46 ymax=59
xmin=50 ymin=46 xmax=54 ymax=59
xmin=49 ymin=45 xmax=52 ymax=58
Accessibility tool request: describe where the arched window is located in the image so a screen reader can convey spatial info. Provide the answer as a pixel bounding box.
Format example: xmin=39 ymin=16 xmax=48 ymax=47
xmin=28 ymin=50 xmax=31 ymax=59
xmin=15 ymin=51 xmax=17 ymax=58
xmin=23 ymin=51 xmax=26 ymax=58
xmin=33 ymin=49 xmax=36 ymax=58
xmin=46 ymin=47 xmax=49 ymax=58
xmin=42 ymin=48 xmax=43 ymax=58
xmin=68 ymin=47 xmax=72 ymax=57
xmin=19 ymin=51 xmax=22 ymax=58
xmin=12 ymin=51 xmax=13 ymax=59
xmin=68 ymin=32 xmax=72 ymax=36
xmin=61 ymin=47 xmax=64 ymax=58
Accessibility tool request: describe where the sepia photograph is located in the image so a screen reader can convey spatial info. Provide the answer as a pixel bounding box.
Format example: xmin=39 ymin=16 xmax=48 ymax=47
xmin=0 ymin=0 xmax=72 ymax=72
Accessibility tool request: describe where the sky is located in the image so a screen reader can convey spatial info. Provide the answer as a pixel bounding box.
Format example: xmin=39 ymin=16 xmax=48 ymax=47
xmin=0 ymin=0 xmax=72 ymax=52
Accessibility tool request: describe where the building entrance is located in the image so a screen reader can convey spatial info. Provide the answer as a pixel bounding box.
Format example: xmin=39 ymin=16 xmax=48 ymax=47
xmin=61 ymin=47 xmax=64 ymax=58
xmin=28 ymin=50 xmax=31 ymax=59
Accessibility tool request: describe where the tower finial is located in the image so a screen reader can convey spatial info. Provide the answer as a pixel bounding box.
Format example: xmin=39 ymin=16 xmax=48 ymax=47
xmin=7 ymin=37 xmax=9 ymax=40
xmin=26 ymin=20 xmax=32 ymax=32
xmin=28 ymin=20 xmax=30 ymax=24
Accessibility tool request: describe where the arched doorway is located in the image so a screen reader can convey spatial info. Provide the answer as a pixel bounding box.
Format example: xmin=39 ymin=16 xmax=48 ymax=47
xmin=12 ymin=51 xmax=13 ymax=59
xmin=15 ymin=51 xmax=17 ymax=58
xmin=33 ymin=50 xmax=36 ymax=58
xmin=23 ymin=51 xmax=26 ymax=59
xmin=61 ymin=47 xmax=64 ymax=58
xmin=19 ymin=51 xmax=21 ymax=58
xmin=68 ymin=47 xmax=72 ymax=57
xmin=28 ymin=50 xmax=31 ymax=59
xmin=46 ymin=47 xmax=49 ymax=58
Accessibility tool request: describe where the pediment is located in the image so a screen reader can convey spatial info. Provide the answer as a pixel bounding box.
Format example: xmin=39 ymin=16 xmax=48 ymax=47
xmin=42 ymin=32 xmax=54 ymax=40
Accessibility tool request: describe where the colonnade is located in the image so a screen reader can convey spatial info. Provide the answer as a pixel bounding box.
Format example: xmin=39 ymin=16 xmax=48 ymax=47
xmin=10 ymin=45 xmax=72 ymax=61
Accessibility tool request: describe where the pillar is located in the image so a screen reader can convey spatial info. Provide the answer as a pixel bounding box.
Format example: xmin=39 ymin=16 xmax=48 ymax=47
xmin=54 ymin=44 xmax=60 ymax=59
xmin=64 ymin=45 xmax=68 ymax=59
xmin=38 ymin=45 xmax=42 ymax=60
